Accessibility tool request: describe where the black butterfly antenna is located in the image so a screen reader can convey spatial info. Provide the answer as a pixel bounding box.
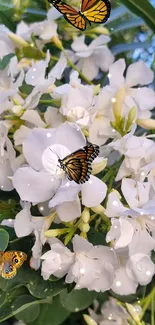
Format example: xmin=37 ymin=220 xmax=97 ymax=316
xmin=49 ymin=148 xmax=61 ymax=168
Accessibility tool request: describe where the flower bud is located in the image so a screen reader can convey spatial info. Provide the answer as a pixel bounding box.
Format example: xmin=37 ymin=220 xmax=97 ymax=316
xmin=136 ymin=118 xmax=155 ymax=130
xmin=91 ymin=205 xmax=105 ymax=216
xmin=79 ymin=222 xmax=90 ymax=233
xmin=92 ymin=26 xmax=110 ymax=35
xmin=111 ymin=189 xmax=122 ymax=200
xmin=81 ymin=208 xmax=90 ymax=223
xmin=44 ymin=228 xmax=67 ymax=237
xmin=83 ymin=314 xmax=98 ymax=325
xmin=92 ymin=159 xmax=107 ymax=175
xmin=113 ymin=86 xmax=125 ymax=124
xmin=126 ymin=106 xmax=136 ymax=131
xmin=12 ymin=105 xmax=24 ymax=116
xmin=125 ymin=303 xmax=141 ymax=323
xmin=8 ymin=33 xmax=29 ymax=47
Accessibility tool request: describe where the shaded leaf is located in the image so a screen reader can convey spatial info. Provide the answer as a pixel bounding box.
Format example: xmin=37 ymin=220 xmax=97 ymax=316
xmin=30 ymin=295 xmax=70 ymax=325
xmin=60 ymin=288 xmax=97 ymax=312
xmin=0 ymin=229 xmax=9 ymax=251
xmin=119 ymin=0 xmax=155 ymax=32
xmin=0 ymin=53 xmax=15 ymax=70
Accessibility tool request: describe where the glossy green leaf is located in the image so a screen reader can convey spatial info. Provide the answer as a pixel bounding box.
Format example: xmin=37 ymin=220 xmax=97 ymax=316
xmin=0 ymin=229 xmax=9 ymax=251
xmin=0 ymin=53 xmax=15 ymax=70
xmin=15 ymin=295 xmax=40 ymax=323
xmin=118 ymin=0 xmax=155 ymax=32
xmin=59 ymin=289 xmax=98 ymax=312
xmin=27 ymin=276 xmax=65 ymax=299
xmin=30 ymin=295 xmax=70 ymax=325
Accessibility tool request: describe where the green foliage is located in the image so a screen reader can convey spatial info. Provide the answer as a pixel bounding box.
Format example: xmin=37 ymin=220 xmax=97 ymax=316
xmin=119 ymin=0 xmax=155 ymax=32
xmin=0 ymin=54 xmax=15 ymax=70
xmin=59 ymin=289 xmax=98 ymax=312
xmin=0 ymin=229 xmax=9 ymax=251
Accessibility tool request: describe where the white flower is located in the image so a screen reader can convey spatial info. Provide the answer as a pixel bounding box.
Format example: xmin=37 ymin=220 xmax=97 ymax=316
xmin=105 ymin=59 xmax=155 ymax=120
xmin=88 ymin=88 xmax=116 ymax=146
xmin=108 ymin=130 xmax=155 ymax=180
xmin=58 ymin=72 xmax=96 ymax=128
xmin=13 ymin=122 xmax=107 ymax=221
xmin=0 ymin=123 xmax=23 ymax=191
xmin=0 ymin=25 xmax=15 ymax=58
xmin=71 ymin=35 xmax=114 ymax=80
xmin=41 ymin=238 xmax=74 ymax=280
xmin=16 ymin=15 xmax=58 ymax=44
xmin=66 ymin=235 xmax=118 ymax=292
xmin=14 ymin=202 xmax=53 ymax=270
xmin=89 ymin=297 xmax=129 ymax=325
xmin=25 ymin=51 xmax=55 ymax=86
xmin=0 ymin=56 xmax=24 ymax=114
xmin=105 ymin=190 xmax=155 ymax=250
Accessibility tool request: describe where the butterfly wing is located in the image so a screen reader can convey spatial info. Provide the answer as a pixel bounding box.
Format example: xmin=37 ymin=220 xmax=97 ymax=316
xmin=1 ymin=262 xmax=17 ymax=279
xmin=59 ymin=143 xmax=99 ymax=184
xmin=49 ymin=0 xmax=86 ymax=30
xmin=81 ymin=0 xmax=111 ymax=23
xmin=0 ymin=251 xmax=27 ymax=279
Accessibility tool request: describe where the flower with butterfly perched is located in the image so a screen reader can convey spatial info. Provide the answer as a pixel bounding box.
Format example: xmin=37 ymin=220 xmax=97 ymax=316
xmin=13 ymin=122 xmax=107 ymax=221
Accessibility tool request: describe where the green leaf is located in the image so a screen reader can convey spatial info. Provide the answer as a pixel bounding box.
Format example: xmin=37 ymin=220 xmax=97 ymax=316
xmin=118 ymin=0 xmax=155 ymax=32
xmin=0 ymin=229 xmax=9 ymax=251
xmin=30 ymin=295 xmax=70 ymax=325
xmin=15 ymin=295 xmax=40 ymax=323
xmin=0 ymin=286 xmax=28 ymax=322
xmin=87 ymin=227 xmax=106 ymax=246
xmin=59 ymin=289 xmax=97 ymax=312
xmin=0 ymin=11 xmax=15 ymax=31
xmin=27 ymin=276 xmax=65 ymax=299
xmin=0 ymin=53 xmax=15 ymax=70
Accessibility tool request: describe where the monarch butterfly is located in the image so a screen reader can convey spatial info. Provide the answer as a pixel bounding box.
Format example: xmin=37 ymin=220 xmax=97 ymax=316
xmin=48 ymin=0 xmax=111 ymax=31
xmin=58 ymin=142 xmax=99 ymax=184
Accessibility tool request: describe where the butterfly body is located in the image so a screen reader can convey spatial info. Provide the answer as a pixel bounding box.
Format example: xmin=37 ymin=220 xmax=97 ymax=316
xmin=58 ymin=143 xmax=99 ymax=184
xmin=49 ymin=0 xmax=111 ymax=30
xmin=0 ymin=251 xmax=27 ymax=279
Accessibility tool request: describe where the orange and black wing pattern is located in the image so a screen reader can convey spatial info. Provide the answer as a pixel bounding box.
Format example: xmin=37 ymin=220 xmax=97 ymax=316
xmin=81 ymin=0 xmax=111 ymax=24
xmin=49 ymin=0 xmax=86 ymax=30
xmin=59 ymin=143 xmax=99 ymax=184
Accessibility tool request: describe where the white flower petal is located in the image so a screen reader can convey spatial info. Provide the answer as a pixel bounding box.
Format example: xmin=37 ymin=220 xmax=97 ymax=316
xmin=126 ymin=61 xmax=153 ymax=87
xmin=111 ymin=266 xmax=138 ymax=295
xmin=56 ymin=197 xmax=81 ymax=221
xmin=82 ymin=175 xmax=107 ymax=207
xmin=22 ymin=110 xmax=46 ymax=127
xmin=14 ymin=203 xmax=34 ymax=237
xmin=129 ymin=87 xmax=155 ymax=111
xmin=109 ymin=59 xmax=125 ymax=87
xmin=127 ymin=253 xmax=155 ymax=285
xmin=13 ymin=167 xmax=57 ymax=203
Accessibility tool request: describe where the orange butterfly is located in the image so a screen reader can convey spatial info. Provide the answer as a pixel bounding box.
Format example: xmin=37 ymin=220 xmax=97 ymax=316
xmin=0 ymin=251 xmax=27 ymax=279
xmin=49 ymin=0 xmax=111 ymax=30
xmin=58 ymin=142 xmax=99 ymax=184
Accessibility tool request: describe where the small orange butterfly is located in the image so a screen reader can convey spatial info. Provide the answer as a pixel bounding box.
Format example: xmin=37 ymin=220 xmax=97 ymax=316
xmin=0 ymin=251 xmax=27 ymax=279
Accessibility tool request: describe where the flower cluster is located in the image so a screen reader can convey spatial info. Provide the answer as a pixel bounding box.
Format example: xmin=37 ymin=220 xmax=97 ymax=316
xmin=0 ymin=3 xmax=155 ymax=300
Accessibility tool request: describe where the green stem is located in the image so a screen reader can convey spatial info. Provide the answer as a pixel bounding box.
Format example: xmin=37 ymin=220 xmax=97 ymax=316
xmin=140 ymin=287 xmax=155 ymax=320
xmin=39 ymin=99 xmax=61 ymax=107
xmin=151 ymin=291 xmax=155 ymax=325
xmin=62 ymin=48 xmax=93 ymax=85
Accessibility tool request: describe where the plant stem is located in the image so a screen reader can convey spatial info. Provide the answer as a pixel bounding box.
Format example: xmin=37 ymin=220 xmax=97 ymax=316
xmin=61 ymin=48 xmax=93 ymax=85
xmin=140 ymin=287 xmax=155 ymax=320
